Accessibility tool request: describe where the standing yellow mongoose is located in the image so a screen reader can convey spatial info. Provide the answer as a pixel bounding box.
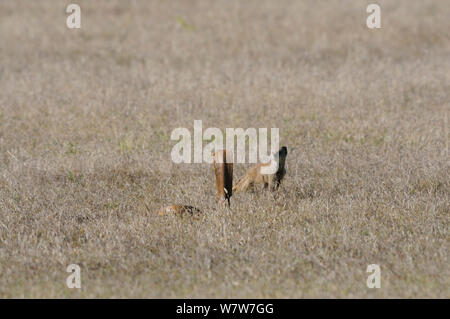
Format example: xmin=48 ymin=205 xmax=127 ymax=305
xmin=233 ymin=146 xmax=287 ymax=193
xmin=212 ymin=149 xmax=233 ymax=207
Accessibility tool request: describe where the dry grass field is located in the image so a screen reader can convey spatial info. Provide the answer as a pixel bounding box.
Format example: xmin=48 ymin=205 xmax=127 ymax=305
xmin=0 ymin=0 xmax=449 ymax=298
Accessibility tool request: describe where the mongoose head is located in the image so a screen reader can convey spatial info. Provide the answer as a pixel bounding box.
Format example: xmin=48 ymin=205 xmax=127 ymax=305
xmin=261 ymin=146 xmax=287 ymax=175
xmin=278 ymin=146 xmax=287 ymax=158
xmin=274 ymin=146 xmax=287 ymax=164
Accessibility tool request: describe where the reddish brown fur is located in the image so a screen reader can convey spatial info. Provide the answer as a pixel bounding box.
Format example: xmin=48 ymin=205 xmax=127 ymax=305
xmin=233 ymin=147 xmax=287 ymax=193
xmin=213 ymin=150 xmax=233 ymax=207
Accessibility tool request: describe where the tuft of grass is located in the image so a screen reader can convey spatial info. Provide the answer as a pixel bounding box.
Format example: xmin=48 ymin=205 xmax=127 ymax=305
xmin=66 ymin=142 xmax=78 ymax=155
xmin=177 ymin=17 xmax=196 ymax=32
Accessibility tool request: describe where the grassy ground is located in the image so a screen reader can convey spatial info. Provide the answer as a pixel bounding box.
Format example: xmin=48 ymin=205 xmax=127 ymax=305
xmin=0 ymin=0 xmax=448 ymax=298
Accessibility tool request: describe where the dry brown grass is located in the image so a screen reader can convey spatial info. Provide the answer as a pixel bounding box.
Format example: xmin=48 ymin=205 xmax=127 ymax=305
xmin=0 ymin=0 xmax=448 ymax=298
